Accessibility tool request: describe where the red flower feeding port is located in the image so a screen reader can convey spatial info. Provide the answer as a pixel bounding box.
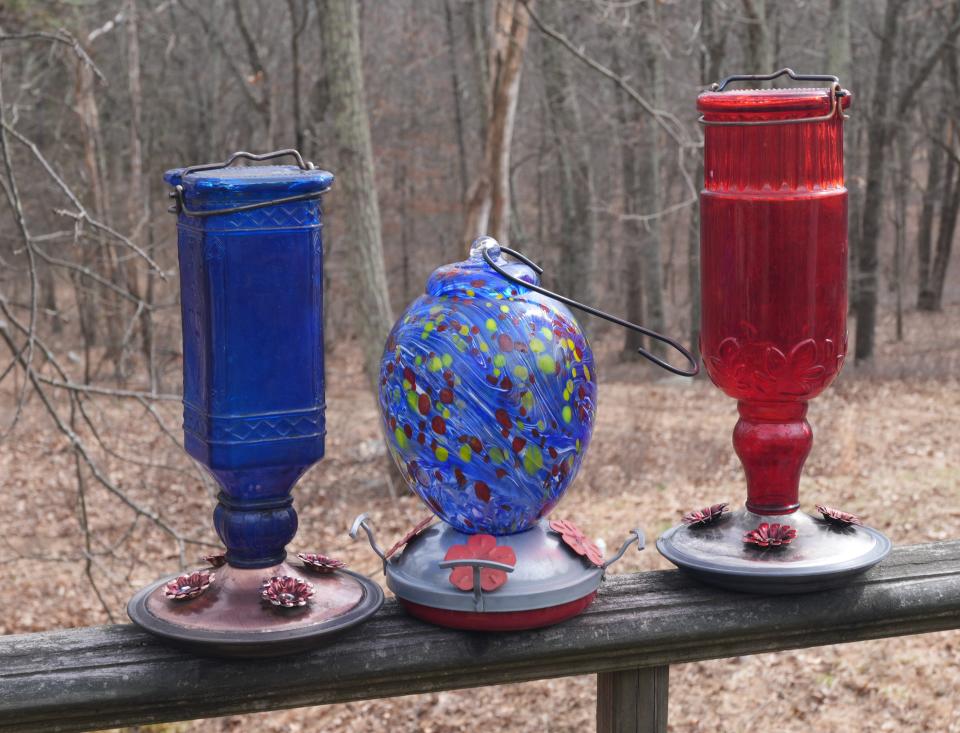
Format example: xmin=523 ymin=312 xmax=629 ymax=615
xmin=656 ymin=70 xmax=891 ymax=594
xmin=549 ymin=519 xmax=604 ymax=567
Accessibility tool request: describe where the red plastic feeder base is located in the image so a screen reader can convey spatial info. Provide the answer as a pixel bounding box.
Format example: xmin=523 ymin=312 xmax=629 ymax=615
xmin=399 ymin=591 xmax=597 ymax=631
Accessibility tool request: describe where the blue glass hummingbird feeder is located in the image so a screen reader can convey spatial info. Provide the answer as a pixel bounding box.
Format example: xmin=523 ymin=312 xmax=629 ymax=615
xmin=353 ymin=237 xmax=697 ymax=631
xmin=127 ymin=150 xmax=382 ymax=657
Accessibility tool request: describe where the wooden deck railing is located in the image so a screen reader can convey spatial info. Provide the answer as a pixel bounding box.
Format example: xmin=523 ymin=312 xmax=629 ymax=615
xmin=1 ymin=541 xmax=958 ymax=733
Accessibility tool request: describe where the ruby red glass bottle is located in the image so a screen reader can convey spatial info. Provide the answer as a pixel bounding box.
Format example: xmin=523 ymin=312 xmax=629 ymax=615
xmin=656 ymin=72 xmax=891 ymax=594
xmin=699 ymin=86 xmax=852 ymax=516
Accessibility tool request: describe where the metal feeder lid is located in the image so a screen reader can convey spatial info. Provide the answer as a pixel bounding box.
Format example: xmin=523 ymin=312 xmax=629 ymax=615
xmin=387 ymin=520 xmax=602 ymax=614
xmin=424 ymin=236 xmax=540 ymax=300
xmin=164 ymin=150 xmax=333 ymax=215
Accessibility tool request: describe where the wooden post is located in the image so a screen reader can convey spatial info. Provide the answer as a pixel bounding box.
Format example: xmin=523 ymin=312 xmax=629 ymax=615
xmin=596 ymin=665 xmax=668 ymax=733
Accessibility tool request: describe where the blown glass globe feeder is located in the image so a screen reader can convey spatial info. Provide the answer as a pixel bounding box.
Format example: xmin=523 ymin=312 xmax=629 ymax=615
xmin=127 ymin=150 xmax=383 ymax=656
xmin=656 ymin=69 xmax=892 ymax=593
xmin=354 ymin=236 xmax=697 ymax=630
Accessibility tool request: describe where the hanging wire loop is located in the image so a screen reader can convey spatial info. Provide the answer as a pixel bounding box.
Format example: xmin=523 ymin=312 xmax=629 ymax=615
xmin=482 ymin=244 xmax=700 ymax=378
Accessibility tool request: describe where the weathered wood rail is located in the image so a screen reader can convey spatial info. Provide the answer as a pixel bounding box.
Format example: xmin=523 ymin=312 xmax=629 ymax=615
xmin=2 ymin=541 xmax=959 ymax=733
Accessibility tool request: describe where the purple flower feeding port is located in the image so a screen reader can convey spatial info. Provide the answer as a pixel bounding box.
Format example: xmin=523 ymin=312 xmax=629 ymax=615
xmin=203 ymin=554 xmax=227 ymax=568
xmin=164 ymin=571 xmax=214 ymax=601
xmin=261 ymin=576 xmax=315 ymax=608
xmin=815 ymin=504 xmax=863 ymax=527
xmin=743 ymin=523 xmax=798 ymax=549
xmin=126 ymin=150 xmax=382 ymax=657
xmin=297 ymin=553 xmax=347 ymax=573
xmin=682 ymin=503 xmax=730 ymax=528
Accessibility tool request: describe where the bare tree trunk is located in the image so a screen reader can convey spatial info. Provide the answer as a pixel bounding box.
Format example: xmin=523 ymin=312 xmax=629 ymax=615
xmin=688 ymin=0 xmax=727 ymax=365
xmin=826 ymin=0 xmax=860 ymax=313
xmin=855 ymin=0 xmax=960 ymax=361
xmin=617 ymin=50 xmax=644 ymax=361
xmin=286 ymin=0 xmax=309 ymax=153
xmin=540 ymin=0 xmax=595 ymax=305
xmin=444 ymin=0 xmax=470 ymax=209
xmin=930 ymin=121 xmax=960 ymax=311
xmin=317 ymin=0 xmax=394 ymax=384
xmin=232 ymin=0 xmax=273 ymax=148
xmin=893 ymin=134 xmax=909 ymax=342
xmin=469 ymin=0 xmax=490 ymax=140
xmin=125 ymin=0 xmax=156 ymax=390
xmin=462 ymin=0 xmax=530 ymax=245
xmin=637 ymin=1 xmax=665 ymax=359
xmin=854 ymin=0 xmax=902 ymax=363
xmin=917 ymin=117 xmax=944 ymax=310
xmin=741 ymin=0 xmax=772 ymax=76
xmin=75 ymin=58 xmax=121 ymax=374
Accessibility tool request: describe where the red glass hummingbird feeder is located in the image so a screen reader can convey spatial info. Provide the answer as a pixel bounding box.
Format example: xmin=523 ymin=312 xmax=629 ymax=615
xmin=657 ymin=69 xmax=891 ymax=593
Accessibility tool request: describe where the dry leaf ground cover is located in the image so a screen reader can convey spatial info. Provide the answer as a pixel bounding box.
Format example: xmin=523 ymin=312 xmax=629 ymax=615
xmin=1 ymin=306 xmax=958 ymax=732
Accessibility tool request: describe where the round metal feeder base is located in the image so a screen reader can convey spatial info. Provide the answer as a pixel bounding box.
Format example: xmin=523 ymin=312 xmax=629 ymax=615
xmin=386 ymin=520 xmax=603 ymax=631
xmin=657 ymin=509 xmax=892 ymax=594
xmin=400 ymin=592 xmax=597 ymax=631
xmin=128 ymin=561 xmax=383 ymax=658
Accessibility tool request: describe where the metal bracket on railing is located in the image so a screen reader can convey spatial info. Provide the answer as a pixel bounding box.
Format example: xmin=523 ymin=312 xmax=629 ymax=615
xmin=350 ymin=513 xmax=388 ymax=574
xmin=699 ymin=68 xmax=849 ymax=127
xmin=167 ymin=148 xmax=331 ymax=217
xmin=437 ymin=558 xmax=516 ymax=612
xmin=601 ymin=529 xmax=645 ymax=577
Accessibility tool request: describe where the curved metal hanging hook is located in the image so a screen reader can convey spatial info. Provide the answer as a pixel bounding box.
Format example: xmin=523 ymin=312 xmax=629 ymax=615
xmin=481 ymin=243 xmax=700 ymax=378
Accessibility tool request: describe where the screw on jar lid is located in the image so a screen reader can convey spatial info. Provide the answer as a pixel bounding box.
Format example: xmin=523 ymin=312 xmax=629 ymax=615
xmin=164 ymin=149 xmax=333 ymax=217
xmin=697 ymin=68 xmax=851 ymax=126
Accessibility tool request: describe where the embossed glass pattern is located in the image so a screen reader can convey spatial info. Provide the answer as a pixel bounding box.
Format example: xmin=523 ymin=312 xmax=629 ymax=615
xmin=699 ymin=88 xmax=851 ymax=515
xmin=163 ymin=164 xmax=333 ymax=568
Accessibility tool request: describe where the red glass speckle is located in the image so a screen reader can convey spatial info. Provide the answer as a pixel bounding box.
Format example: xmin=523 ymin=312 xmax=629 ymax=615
xmin=699 ymin=87 xmax=850 ymax=515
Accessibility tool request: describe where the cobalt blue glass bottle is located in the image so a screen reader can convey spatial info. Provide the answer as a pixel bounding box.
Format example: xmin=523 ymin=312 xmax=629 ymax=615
xmin=128 ymin=151 xmax=383 ymax=657
xmin=164 ymin=151 xmax=331 ymax=568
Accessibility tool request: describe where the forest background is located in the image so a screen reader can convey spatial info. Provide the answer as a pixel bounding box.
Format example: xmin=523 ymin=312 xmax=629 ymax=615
xmin=0 ymin=1 xmax=958 ymax=731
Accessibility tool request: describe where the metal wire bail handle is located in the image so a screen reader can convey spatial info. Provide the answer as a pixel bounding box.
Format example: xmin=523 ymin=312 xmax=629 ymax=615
xmin=699 ymin=68 xmax=848 ymax=127
xmin=168 ymin=148 xmax=331 ymax=218
xmin=481 ymin=241 xmax=699 ymax=378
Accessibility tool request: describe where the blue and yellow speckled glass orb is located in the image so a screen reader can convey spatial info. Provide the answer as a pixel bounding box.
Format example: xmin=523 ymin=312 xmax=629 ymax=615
xmin=378 ymin=238 xmax=597 ymax=535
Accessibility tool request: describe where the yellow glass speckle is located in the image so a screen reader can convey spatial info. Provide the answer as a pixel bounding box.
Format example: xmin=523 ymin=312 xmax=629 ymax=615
xmin=538 ymin=354 xmax=556 ymax=373
xmin=435 ymin=446 xmax=449 ymax=462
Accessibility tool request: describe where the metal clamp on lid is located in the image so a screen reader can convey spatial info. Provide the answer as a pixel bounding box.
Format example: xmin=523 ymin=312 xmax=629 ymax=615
xmin=168 ymin=148 xmax=331 ymax=217
xmin=699 ymin=68 xmax=849 ymax=127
